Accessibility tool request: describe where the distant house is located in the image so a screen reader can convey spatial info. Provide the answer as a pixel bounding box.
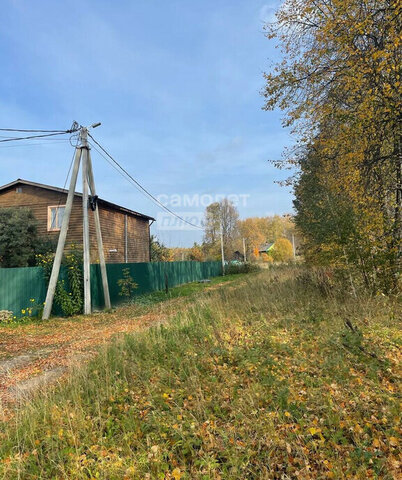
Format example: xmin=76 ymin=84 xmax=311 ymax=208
xmin=232 ymin=250 xmax=245 ymax=262
xmin=0 ymin=179 xmax=154 ymax=264
xmin=258 ymin=242 xmax=275 ymax=255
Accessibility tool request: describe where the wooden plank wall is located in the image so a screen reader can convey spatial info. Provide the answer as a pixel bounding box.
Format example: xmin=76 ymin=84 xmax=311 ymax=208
xmin=0 ymin=184 xmax=150 ymax=263
xmin=127 ymin=213 xmax=150 ymax=263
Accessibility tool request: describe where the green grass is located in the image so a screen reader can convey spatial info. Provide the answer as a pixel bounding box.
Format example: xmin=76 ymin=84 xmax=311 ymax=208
xmin=132 ymin=273 xmax=246 ymax=306
xmin=0 ymin=269 xmax=400 ymax=479
xmin=0 ymin=274 xmax=244 ymax=328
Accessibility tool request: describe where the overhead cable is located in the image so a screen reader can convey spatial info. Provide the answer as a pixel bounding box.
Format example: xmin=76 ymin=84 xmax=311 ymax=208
xmin=88 ymin=133 xmax=202 ymax=230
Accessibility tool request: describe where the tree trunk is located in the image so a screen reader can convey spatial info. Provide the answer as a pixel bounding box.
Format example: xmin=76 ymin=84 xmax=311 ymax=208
xmin=393 ymin=123 xmax=402 ymax=287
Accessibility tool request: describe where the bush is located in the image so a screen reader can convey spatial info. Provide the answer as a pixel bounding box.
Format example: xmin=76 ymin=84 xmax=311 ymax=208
xmin=117 ymin=268 xmax=138 ymax=299
xmin=34 ymin=237 xmax=57 ymax=257
xmin=295 ymin=267 xmax=338 ymax=297
xmin=0 ymin=207 xmax=57 ymax=268
xmin=261 ymin=253 xmax=274 ymax=263
xmin=269 ymin=237 xmax=294 ymax=262
xmin=37 ymin=246 xmax=84 ymax=317
xmin=0 ymin=208 xmax=38 ymax=267
xmin=225 ymin=262 xmax=261 ymax=275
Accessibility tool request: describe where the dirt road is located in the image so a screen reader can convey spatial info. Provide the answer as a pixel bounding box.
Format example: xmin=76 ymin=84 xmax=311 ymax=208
xmin=0 ymin=298 xmax=180 ymax=415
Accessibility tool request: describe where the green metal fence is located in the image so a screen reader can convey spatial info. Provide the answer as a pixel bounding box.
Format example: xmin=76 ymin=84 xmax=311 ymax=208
xmin=0 ymin=266 xmax=47 ymax=317
xmin=0 ymin=261 xmax=222 ymax=317
xmin=92 ymin=261 xmax=222 ymax=309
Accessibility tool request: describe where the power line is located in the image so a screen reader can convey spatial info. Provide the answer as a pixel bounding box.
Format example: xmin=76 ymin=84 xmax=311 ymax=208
xmin=0 ymin=122 xmax=80 ymax=143
xmin=0 ymin=121 xmax=202 ymax=230
xmin=55 ymin=137 xmax=79 ymax=211
xmin=88 ymin=137 xmax=202 ymax=230
xmin=0 ymin=128 xmax=70 ymax=133
xmin=0 ymin=140 xmax=70 ymax=148
xmin=0 ymin=131 xmax=72 ymax=143
xmin=88 ymin=133 xmax=203 ymax=230
xmin=0 ymin=134 xmax=68 ymax=139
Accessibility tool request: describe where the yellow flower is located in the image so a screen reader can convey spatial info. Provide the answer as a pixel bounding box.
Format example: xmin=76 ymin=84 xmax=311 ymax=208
xmin=21 ymin=309 xmax=26 ymax=314
xmin=172 ymin=468 xmax=182 ymax=480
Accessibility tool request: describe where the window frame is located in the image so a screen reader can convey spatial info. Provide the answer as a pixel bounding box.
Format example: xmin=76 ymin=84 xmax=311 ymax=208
xmin=47 ymin=205 xmax=66 ymax=232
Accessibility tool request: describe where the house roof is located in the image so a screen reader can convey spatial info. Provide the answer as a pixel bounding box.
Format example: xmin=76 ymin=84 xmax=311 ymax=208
xmin=0 ymin=179 xmax=155 ymax=221
xmin=259 ymin=242 xmax=275 ymax=252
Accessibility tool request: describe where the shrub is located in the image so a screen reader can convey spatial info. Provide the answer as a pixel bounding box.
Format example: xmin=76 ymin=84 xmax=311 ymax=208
xmin=225 ymin=262 xmax=261 ymax=275
xmin=117 ymin=268 xmax=138 ymax=299
xmin=0 ymin=208 xmax=38 ymax=267
xmin=0 ymin=208 xmax=57 ymax=268
xmin=295 ymin=267 xmax=342 ymax=298
xmin=20 ymin=298 xmax=43 ymax=320
xmin=261 ymin=253 xmax=273 ymax=263
xmin=37 ymin=246 xmax=83 ymax=317
xmin=270 ymin=237 xmax=294 ymax=262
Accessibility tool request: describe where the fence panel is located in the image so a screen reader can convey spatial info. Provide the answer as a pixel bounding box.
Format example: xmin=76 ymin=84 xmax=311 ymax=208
xmin=0 ymin=261 xmax=222 ymax=316
xmin=0 ymin=266 xmax=47 ymax=316
xmin=91 ymin=261 xmax=222 ymax=309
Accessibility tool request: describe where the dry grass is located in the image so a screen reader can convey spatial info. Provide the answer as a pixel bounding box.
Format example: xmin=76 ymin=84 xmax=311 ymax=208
xmin=0 ymin=268 xmax=400 ymax=479
xmin=0 ymin=275 xmax=241 ymax=409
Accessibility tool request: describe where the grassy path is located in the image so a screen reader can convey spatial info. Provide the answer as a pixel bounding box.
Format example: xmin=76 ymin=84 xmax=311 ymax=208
xmin=0 ymin=275 xmax=242 ymax=412
xmin=0 ymin=269 xmax=400 ymax=479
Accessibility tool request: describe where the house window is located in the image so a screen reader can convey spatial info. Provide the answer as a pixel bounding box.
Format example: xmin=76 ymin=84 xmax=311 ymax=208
xmin=16 ymin=187 xmax=22 ymax=193
xmin=48 ymin=205 xmax=65 ymax=231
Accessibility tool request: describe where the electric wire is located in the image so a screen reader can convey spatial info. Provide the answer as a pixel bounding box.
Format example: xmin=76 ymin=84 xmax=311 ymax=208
xmin=0 ymin=125 xmax=77 ymax=222
xmin=87 ymin=134 xmax=202 ymax=230
xmin=87 ymin=139 xmax=176 ymax=219
xmin=88 ymin=136 xmax=202 ymax=230
xmin=0 ymin=122 xmax=80 ymax=143
xmin=0 ymin=132 xmax=73 ymax=143
xmin=54 ymin=138 xmax=79 ymax=215
xmin=0 ymin=128 xmax=70 ymax=133
xmin=0 ymin=122 xmax=201 ymax=230
xmin=0 ymin=140 xmax=71 ymax=148
xmin=0 ymin=134 xmax=68 ymax=139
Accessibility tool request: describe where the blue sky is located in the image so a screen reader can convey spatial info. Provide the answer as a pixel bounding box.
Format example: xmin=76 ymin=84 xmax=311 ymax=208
xmin=0 ymin=0 xmax=293 ymax=247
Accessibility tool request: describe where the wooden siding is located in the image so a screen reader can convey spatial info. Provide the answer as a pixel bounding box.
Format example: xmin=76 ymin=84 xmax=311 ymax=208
xmin=126 ymin=213 xmax=150 ymax=263
xmin=0 ymin=184 xmax=150 ymax=263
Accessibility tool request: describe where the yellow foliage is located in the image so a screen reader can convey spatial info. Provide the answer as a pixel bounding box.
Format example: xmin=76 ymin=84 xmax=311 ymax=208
xmin=270 ymin=238 xmax=294 ymax=262
xmin=261 ymin=253 xmax=273 ymax=263
xmin=263 ymin=0 xmax=401 ymax=291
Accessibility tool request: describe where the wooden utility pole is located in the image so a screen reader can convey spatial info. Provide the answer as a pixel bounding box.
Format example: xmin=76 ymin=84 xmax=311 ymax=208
xmin=243 ymin=237 xmax=247 ymax=263
xmin=220 ymin=225 xmax=225 ymax=275
xmin=87 ymin=151 xmax=111 ymax=309
xmin=42 ymin=147 xmax=82 ymax=320
xmin=42 ymin=122 xmax=111 ymax=319
xmin=292 ymin=233 xmax=296 ymax=260
xmin=81 ymin=128 xmax=91 ymax=315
